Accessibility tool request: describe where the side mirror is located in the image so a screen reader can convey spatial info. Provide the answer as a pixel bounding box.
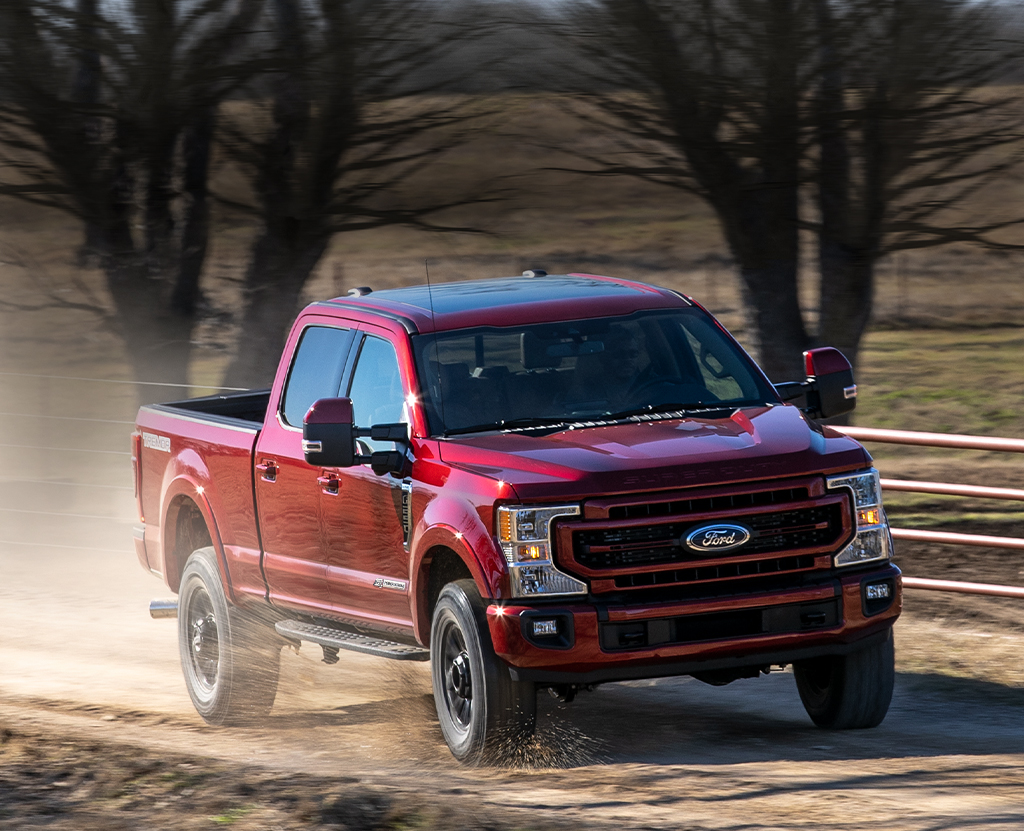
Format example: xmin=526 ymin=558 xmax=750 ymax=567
xmin=303 ymin=397 xmax=356 ymax=467
xmin=805 ymin=347 xmax=856 ymax=419
xmin=774 ymin=347 xmax=857 ymax=419
xmin=303 ymin=397 xmax=410 ymax=475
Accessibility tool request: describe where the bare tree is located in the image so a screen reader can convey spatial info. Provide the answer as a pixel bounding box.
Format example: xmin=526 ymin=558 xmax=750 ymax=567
xmin=218 ymin=0 xmax=499 ymax=388
xmin=563 ymin=0 xmax=1023 ymax=381
xmin=813 ymin=0 xmax=1024 ymax=368
xmin=557 ymin=0 xmax=818 ymax=380
xmin=0 ymin=0 xmax=265 ymax=396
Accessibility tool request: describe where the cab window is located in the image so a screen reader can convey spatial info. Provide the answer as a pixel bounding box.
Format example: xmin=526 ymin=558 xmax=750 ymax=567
xmin=281 ymin=326 xmax=354 ymax=427
xmin=346 ymin=335 xmax=405 ymax=452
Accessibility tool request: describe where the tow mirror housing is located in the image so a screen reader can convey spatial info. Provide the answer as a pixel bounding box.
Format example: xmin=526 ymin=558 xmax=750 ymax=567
xmin=303 ymin=398 xmax=357 ymax=467
xmin=303 ymin=398 xmax=409 ymax=474
xmin=774 ymin=347 xmax=857 ymax=419
xmin=805 ymin=347 xmax=856 ymax=418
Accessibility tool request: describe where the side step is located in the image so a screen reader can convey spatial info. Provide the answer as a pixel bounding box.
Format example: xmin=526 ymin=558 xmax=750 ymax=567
xmin=275 ymin=619 xmax=430 ymax=662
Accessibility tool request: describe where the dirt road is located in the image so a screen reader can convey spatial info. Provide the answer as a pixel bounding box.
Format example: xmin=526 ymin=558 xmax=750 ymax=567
xmin=2 ymin=280 xmax=1024 ymax=830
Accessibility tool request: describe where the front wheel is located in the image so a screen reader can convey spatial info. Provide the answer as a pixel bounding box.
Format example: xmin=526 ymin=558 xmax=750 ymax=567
xmin=178 ymin=547 xmax=281 ymax=725
xmin=430 ymin=580 xmax=536 ymax=765
xmin=793 ymin=628 xmax=895 ymax=729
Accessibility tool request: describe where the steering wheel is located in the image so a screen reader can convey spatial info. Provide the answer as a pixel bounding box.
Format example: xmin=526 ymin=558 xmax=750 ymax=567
xmin=625 ymin=377 xmax=719 ymax=408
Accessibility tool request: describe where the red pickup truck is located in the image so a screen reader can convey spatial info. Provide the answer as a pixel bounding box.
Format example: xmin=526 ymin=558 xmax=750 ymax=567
xmin=133 ymin=272 xmax=900 ymax=764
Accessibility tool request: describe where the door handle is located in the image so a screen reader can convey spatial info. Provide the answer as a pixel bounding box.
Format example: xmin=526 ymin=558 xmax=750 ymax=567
xmin=318 ymin=473 xmax=340 ymax=495
xmin=256 ymin=459 xmax=278 ymax=482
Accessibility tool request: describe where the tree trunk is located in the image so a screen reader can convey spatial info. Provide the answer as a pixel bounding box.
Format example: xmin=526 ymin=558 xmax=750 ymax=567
xmin=686 ymin=0 xmax=808 ymax=383
xmin=102 ymin=255 xmax=195 ymax=405
xmin=219 ymin=0 xmax=323 ymax=390
xmin=813 ymin=0 xmax=884 ymax=375
xmin=737 ymin=261 xmax=810 ymax=382
xmin=144 ymin=133 xmax=179 ymax=278
xmin=172 ymin=109 xmax=215 ymax=316
xmin=72 ymin=0 xmax=104 ymax=264
xmin=222 ymin=233 xmax=330 ymax=390
xmin=98 ymin=127 xmax=196 ymax=403
xmin=818 ymin=248 xmax=874 ymax=370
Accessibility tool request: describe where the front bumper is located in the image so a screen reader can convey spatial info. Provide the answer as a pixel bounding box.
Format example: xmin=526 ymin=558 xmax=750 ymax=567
xmin=488 ymin=564 xmax=901 ymax=684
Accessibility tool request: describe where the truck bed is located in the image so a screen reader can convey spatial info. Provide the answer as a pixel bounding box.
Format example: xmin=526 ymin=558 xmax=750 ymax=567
xmin=147 ymin=388 xmax=271 ymax=427
xmin=134 ymin=388 xmax=271 ymax=597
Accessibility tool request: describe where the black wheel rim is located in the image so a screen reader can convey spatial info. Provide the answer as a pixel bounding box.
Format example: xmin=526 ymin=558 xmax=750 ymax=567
xmin=187 ymin=586 xmax=220 ymax=693
xmin=801 ymin=658 xmax=836 ymax=698
xmin=441 ymin=619 xmax=473 ymax=731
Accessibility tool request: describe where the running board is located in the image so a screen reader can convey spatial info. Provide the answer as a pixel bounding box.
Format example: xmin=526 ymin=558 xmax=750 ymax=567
xmin=275 ymin=619 xmax=430 ymax=662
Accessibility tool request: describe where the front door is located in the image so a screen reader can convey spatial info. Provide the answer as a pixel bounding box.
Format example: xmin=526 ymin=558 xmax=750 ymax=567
xmin=256 ymin=323 xmax=354 ymax=615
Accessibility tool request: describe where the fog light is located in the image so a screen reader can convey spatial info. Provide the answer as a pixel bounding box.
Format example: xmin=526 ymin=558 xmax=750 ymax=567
xmin=532 ymin=619 xmax=559 ymax=637
xmin=866 ymin=582 xmax=891 ymax=601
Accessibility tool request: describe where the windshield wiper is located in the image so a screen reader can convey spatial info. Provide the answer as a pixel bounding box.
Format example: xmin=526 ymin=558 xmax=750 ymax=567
xmin=604 ymin=402 xmax=734 ymax=420
xmin=443 ymin=416 xmax=571 ymax=437
xmin=443 ymin=405 xmax=744 ymax=437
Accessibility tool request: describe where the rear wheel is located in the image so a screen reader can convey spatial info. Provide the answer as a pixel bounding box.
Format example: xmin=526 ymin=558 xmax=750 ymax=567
xmin=794 ymin=628 xmax=895 ymax=729
xmin=178 ymin=547 xmax=281 ymax=725
xmin=430 ymin=580 xmax=536 ymax=765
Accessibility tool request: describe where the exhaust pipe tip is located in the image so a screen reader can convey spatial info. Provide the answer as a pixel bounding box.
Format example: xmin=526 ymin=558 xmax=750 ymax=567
xmin=150 ymin=599 xmax=178 ymax=619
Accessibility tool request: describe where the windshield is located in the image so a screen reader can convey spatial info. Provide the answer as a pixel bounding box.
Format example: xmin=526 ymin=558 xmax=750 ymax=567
xmin=412 ymin=308 xmax=777 ymax=436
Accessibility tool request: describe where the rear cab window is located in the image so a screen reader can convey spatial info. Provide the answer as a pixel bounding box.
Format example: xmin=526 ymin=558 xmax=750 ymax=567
xmin=281 ymin=326 xmax=355 ymax=427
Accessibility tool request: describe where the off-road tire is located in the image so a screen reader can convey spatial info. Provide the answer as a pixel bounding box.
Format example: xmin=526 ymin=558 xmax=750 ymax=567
xmin=794 ymin=627 xmax=895 ymax=729
xmin=430 ymin=579 xmax=536 ymax=765
xmin=178 ymin=547 xmax=281 ymax=725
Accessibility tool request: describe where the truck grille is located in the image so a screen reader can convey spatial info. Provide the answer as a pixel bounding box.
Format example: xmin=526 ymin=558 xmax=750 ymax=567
xmin=574 ymin=504 xmax=841 ymax=570
xmin=607 ymin=486 xmax=807 ymax=521
xmin=554 ymin=478 xmax=852 ymax=599
xmin=612 ymin=554 xmax=817 ymax=588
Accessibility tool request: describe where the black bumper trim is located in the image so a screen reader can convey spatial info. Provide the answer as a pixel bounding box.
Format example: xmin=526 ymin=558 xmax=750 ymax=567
xmin=509 ymin=625 xmax=894 ymax=685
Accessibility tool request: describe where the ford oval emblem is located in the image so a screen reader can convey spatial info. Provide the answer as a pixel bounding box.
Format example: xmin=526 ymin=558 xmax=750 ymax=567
xmin=684 ymin=523 xmax=751 ymax=554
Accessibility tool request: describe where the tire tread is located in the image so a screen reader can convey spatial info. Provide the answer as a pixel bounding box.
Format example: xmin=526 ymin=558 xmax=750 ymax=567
xmin=794 ymin=628 xmax=895 ymax=729
xmin=178 ymin=547 xmax=281 ymax=726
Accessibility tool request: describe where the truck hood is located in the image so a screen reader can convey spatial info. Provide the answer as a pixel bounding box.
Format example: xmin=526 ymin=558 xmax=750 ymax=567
xmin=437 ymin=405 xmax=870 ymax=499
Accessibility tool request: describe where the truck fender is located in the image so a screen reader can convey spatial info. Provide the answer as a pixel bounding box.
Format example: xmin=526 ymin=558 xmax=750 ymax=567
xmin=159 ymin=452 xmax=233 ymax=601
xmin=410 ymin=512 xmax=505 ymax=643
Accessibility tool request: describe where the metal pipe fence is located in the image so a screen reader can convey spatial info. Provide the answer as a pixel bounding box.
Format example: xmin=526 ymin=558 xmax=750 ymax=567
xmin=834 ymin=425 xmax=1024 ymax=599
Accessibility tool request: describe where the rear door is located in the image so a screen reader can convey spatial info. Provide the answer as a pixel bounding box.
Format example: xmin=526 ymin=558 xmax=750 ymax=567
xmin=255 ymin=323 xmax=355 ymax=614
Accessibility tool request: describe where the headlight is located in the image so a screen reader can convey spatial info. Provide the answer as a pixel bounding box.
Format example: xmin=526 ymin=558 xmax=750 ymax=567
xmin=497 ymin=504 xmax=586 ymax=597
xmin=827 ymin=468 xmax=892 ymax=568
